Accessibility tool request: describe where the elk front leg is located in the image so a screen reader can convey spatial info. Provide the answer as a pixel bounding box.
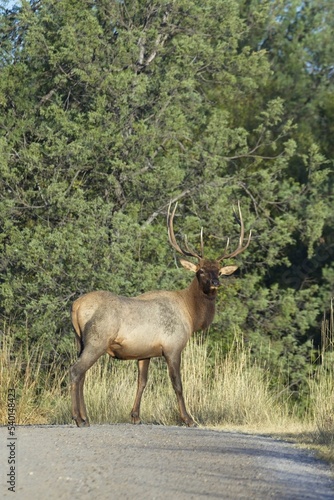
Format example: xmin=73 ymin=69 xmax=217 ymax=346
xmin=131 ymin=358 xmax=150 ymax=424
xmin=164 ymin=352 xmax=196 ymax=427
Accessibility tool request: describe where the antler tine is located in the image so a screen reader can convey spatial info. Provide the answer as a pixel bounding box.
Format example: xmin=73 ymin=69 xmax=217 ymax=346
xmin=200 ymin=227 xmax=204 ymax=259
xmin=217 ymin=201 xmax=252 ymax=262
xmin=224 ymin=237 xmax=230 ymax=254
xmin=233 ymin=202 xmax=241 ymax=226
xmin=167 ymin=202 xmax=184 ymax=255
xmin=236 ymin=200 xmax=244 ymax=247
xmin=167 ymin=202 xmax=202 ymax=259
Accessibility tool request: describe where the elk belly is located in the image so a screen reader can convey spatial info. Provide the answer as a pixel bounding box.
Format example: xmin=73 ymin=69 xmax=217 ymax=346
xmin=107 ymin=339 xmax=163 ymax=360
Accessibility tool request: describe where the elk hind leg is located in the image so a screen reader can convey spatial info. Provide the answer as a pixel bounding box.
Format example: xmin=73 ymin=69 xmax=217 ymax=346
xmin=70 ymin=345 xmax=105 ymax=427
xmin=165 ymin=352 xmax=196 ymax=427
xmin=131 ymin=358 xmax=150 ymax=424
xmin=78 ymin=373 xmax=89 ymax=425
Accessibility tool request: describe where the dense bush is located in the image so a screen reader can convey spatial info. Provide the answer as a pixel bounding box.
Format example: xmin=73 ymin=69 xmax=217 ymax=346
xmin=0 ymin=0 xmax=333 ymax=395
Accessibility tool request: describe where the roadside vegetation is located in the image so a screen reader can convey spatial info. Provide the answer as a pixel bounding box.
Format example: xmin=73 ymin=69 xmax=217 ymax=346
xmin=1 ymin=313 xmax=333 ymax=462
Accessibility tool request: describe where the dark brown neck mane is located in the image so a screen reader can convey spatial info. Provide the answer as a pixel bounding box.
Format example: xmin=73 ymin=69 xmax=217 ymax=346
xmin=179 ymin=277 xmax=217 ymax=332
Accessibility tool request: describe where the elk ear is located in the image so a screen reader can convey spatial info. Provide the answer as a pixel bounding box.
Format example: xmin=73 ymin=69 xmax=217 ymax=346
xmin=219 ymin=265 xmax=238 ymax=276
xmin=179 ymin=259 xmax=198 ymax=273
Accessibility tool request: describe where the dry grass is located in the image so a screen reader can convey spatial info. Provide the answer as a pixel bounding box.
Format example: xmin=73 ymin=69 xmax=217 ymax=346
xmin=1 ymin=328 xmax=334 ymax=463
xmin=311 ymin=298 xmax=334 ymax=462
xmin=54 ymin=336 xmax=295 ymax=427
xmin=0 ymin=332 xmax=301 ymax=429
xmin=0 ymin=332 xmax=67 ymax=424
xmin=307 ymin=361 xmax=334 ymax=462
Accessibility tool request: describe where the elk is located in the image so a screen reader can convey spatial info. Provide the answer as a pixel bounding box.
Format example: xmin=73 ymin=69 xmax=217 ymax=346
xmin=70 ymin=202 xmax=251 ymax=427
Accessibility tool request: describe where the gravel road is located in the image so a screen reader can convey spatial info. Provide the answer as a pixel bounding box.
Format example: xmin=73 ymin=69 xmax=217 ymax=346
xmin=1 ymin=424 xmax=334 ymax=499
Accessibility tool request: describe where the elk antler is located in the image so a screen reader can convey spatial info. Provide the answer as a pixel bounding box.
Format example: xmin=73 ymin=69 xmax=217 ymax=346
xmin=217 ymin=201 xmax=252 ymax=262
xmin=167 ymin=202 xmax=203 ymax=259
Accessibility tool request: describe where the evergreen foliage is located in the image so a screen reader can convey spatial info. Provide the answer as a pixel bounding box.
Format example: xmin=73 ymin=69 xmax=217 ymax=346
xmin=0 ymin=0 xmax=333 ymax=394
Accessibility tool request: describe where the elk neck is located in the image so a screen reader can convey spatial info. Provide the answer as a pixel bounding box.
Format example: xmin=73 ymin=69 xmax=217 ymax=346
xmin=178 ymin=276 xmax=217 ymax=332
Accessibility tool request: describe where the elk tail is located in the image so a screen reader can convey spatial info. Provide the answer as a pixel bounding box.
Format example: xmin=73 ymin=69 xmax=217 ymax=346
xmin=71 ymin=302 xmax=84 ymax=357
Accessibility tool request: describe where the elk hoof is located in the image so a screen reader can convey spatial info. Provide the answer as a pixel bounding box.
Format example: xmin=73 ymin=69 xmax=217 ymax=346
xmin=73 ymin=417 xmax=90 ymax=428
xmin=130 ymin=410 xmax=142 ymax=424
xmin=131 ymin=414 xmax=142 ymax=425
xmin=184 ymin=418 xmax=198 ymax=427
xmin=80 ymin=419 xmax=90 ymax=427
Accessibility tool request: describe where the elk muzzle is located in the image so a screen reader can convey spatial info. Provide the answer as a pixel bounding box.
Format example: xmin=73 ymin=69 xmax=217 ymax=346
xmin=210 ymin=278 xmax=220 ymax=290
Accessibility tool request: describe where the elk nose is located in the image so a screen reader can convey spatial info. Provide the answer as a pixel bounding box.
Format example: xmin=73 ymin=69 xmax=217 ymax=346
xmin=211 ymin=278 xmax=220 ymax=288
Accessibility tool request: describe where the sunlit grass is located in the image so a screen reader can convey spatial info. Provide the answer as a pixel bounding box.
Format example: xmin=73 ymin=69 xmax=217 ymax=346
xmin=0 ymin=331 xmax=67 ymax=424
xmin=1 ymin=326 xmax=333 ymax=463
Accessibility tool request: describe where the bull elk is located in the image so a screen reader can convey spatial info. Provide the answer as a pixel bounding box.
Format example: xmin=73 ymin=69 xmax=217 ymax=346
xmin=70 ymin=202 xmax=251 ymax=427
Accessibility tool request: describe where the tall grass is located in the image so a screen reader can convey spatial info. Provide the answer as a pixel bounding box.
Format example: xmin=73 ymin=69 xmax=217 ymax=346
xmin=309 ymin=369 xmax=334 ymax=456
xmin=0 ymin=330 xmax=295 ymax=428
xmin=0 ymin=331 xmax=67 ymax=424
xmin=64 ymin=336 xmax=293 ymax=428
xmin=310 ymin=298 xmax=334 ymax=460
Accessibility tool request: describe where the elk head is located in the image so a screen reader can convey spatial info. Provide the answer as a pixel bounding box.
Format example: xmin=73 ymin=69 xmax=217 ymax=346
xmin=167 ymin=202 xmax=251 ymax=296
